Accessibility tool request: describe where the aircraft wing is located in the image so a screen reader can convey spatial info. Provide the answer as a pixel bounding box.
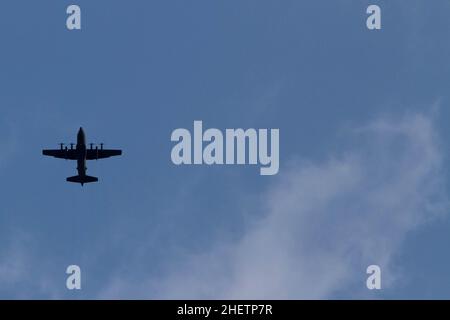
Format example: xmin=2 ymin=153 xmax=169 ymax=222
xmin=86 ymin=149 xmax=122 ymax=160
xmin=42 ymin=149 xmax=78 ymax=160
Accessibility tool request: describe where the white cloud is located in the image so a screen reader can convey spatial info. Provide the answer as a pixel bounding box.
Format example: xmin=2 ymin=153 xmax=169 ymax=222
xmin=100 ymin=112 xmax=448 ymax=299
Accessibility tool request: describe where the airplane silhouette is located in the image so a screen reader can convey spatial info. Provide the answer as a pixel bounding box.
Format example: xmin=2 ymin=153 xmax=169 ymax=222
xmin=42 ymin=127 xmax=122 ymax=185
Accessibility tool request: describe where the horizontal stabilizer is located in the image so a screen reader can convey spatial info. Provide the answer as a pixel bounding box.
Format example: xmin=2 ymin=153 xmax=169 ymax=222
xmin=66 ymin=175 xmax=98 ymax=185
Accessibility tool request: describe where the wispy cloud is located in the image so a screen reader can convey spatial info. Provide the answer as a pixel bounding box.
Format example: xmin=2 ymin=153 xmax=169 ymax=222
xmin=100 ymin=112 xmax=448 ymax=299
xmin=0 ymin=231 xmax=62 ymax=299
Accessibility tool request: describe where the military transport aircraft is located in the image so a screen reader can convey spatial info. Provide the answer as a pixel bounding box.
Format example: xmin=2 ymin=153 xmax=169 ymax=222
xmin=42 ymin=127 xmax=122 ymax=185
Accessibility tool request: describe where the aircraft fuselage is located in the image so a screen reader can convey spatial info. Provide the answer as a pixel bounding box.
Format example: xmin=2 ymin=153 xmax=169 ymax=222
xmin=76 ymin=127 xmax=87 ymax=177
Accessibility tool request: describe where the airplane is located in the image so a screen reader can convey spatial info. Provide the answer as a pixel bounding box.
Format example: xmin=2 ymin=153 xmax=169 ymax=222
xmin=42 ymin=127 xmax=122 ymax=185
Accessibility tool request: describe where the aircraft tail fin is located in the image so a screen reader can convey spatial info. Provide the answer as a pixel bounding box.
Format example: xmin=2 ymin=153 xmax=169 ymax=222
xmin=66 ymin=175 xmax=98 ymax=185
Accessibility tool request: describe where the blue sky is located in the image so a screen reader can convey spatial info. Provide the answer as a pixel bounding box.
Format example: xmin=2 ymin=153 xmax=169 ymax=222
xmin=0 ymin=0 xmax=449 ymax=299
